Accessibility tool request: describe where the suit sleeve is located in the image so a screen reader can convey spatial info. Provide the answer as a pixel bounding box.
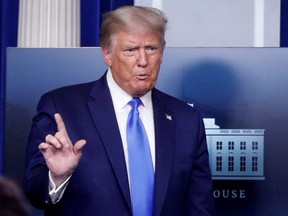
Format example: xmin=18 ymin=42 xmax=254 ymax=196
xmin=24 ymin=93 xmax=58 ymax=209
xmin=187 ymin=113 xmax=215 ymax=216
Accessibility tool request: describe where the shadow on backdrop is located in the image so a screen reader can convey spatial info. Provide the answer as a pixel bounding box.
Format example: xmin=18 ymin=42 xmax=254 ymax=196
xmin=182 ymin=59 xmax=240 ymax=128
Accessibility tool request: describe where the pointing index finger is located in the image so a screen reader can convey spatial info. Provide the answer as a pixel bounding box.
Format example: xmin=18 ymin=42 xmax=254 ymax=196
xmin=54 ymin=113 xmax=68 ymax=135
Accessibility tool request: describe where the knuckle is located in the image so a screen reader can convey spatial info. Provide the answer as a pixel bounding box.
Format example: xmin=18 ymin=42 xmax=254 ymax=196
xmin=45 ymin=134 xmax=52 ymax=142
xmin=55 ymin=131 xmax=67 ymax=143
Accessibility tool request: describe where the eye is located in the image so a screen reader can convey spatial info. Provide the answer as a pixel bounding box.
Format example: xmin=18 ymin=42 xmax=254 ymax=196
xmin=146 ymin=46 xmax=158 ymax=55
xmin=123 ymin=48 xmax=136 ymax=56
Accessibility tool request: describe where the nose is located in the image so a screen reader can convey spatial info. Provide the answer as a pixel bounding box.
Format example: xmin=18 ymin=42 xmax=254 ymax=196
xmin=137 ymin=49 xmax=148 ymax=67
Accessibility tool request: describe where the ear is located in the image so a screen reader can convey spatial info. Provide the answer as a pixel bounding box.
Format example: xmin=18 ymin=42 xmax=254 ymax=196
xmin=101 ymin=47 xmax=112 ymax=67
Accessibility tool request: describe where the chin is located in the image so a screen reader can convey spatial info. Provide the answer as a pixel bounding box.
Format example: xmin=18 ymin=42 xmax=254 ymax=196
xmin=131 ymin=83 xmax=154 ymax=97
xmin=132 ymin=89 xmax=149 ymax=97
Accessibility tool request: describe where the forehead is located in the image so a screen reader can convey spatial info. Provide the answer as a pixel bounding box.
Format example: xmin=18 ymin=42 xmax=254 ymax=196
xmin=111 ymin=30 xmax=162 ymax=45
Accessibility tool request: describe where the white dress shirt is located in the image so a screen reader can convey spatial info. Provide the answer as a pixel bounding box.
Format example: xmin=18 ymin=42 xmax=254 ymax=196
xmin=49 ymin=69 xmax=155 ymax=203
xmin=107 ymin=69 xmax=155 ymax=174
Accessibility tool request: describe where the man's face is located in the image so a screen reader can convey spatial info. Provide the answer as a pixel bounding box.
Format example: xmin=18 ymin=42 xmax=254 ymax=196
xmin=102 ymin=30 xmax=164 ymax=97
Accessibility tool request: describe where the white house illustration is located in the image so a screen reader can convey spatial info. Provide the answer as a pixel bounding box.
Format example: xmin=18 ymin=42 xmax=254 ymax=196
xmin=203 ymin=118 xmax=265 ymax=180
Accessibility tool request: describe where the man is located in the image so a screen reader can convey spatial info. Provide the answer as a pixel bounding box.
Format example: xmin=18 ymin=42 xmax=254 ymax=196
xmin=24 ymin=6 xmax=214 ymax=216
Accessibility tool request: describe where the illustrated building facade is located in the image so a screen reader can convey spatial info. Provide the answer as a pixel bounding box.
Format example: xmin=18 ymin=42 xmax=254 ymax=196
xmin=204 ymin=119 xmax=265 ymax=180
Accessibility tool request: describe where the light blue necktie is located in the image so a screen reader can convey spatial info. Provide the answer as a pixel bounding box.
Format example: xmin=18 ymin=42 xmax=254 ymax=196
xmin=127 ymin=98 xmax=154 ymax=216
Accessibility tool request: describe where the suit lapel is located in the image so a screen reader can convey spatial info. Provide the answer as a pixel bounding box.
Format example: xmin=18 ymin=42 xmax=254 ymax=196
xmin=86 ymin=78 xmax=175 ymax=215
xmin=152 ymin=90 xmax=175 ymax=216
xmin=87 ymin=75 xmax=131 ymax=211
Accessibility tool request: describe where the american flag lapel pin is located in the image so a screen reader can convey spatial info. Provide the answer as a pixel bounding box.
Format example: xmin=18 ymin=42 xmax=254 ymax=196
xmin=165 ymin=114 xmax=172 ymax=121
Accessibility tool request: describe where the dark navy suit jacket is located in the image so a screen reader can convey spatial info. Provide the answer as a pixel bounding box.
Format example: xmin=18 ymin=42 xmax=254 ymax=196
xmin=24 ymin=74 xmax=214 ymax=216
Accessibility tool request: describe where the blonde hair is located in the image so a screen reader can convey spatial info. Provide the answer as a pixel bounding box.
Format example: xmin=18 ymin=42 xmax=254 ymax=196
xmin=100 ymin=6 xmax=168 ymax=48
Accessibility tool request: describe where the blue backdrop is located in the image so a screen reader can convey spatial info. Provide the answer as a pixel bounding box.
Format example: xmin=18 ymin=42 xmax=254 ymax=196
xmin=0 ymin=0 xmax=19 ymax=174
xmin=5 ymin=47 xmax=288 ymax=215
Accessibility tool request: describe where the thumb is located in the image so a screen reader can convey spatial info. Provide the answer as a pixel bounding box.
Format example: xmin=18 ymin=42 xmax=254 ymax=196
xmin=73 ymin=139 xmax=87 ymax=157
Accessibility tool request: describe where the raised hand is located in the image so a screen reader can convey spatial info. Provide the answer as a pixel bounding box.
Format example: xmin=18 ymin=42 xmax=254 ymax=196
xmin=38 ymin=113 xmax=86 ymax=187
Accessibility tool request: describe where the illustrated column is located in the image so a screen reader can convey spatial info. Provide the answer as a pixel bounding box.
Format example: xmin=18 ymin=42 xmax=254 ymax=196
xmin=18 ymin=0 xmax=80 ymax=47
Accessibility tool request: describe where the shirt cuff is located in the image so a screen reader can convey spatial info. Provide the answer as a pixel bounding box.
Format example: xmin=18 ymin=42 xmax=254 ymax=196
xmin=48 ymin=171 xmax=72 ymax=204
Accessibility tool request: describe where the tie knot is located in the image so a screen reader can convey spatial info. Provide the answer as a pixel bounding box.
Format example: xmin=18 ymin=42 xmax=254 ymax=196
xmin=129 ymin=97 xmax=142 ymax=110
